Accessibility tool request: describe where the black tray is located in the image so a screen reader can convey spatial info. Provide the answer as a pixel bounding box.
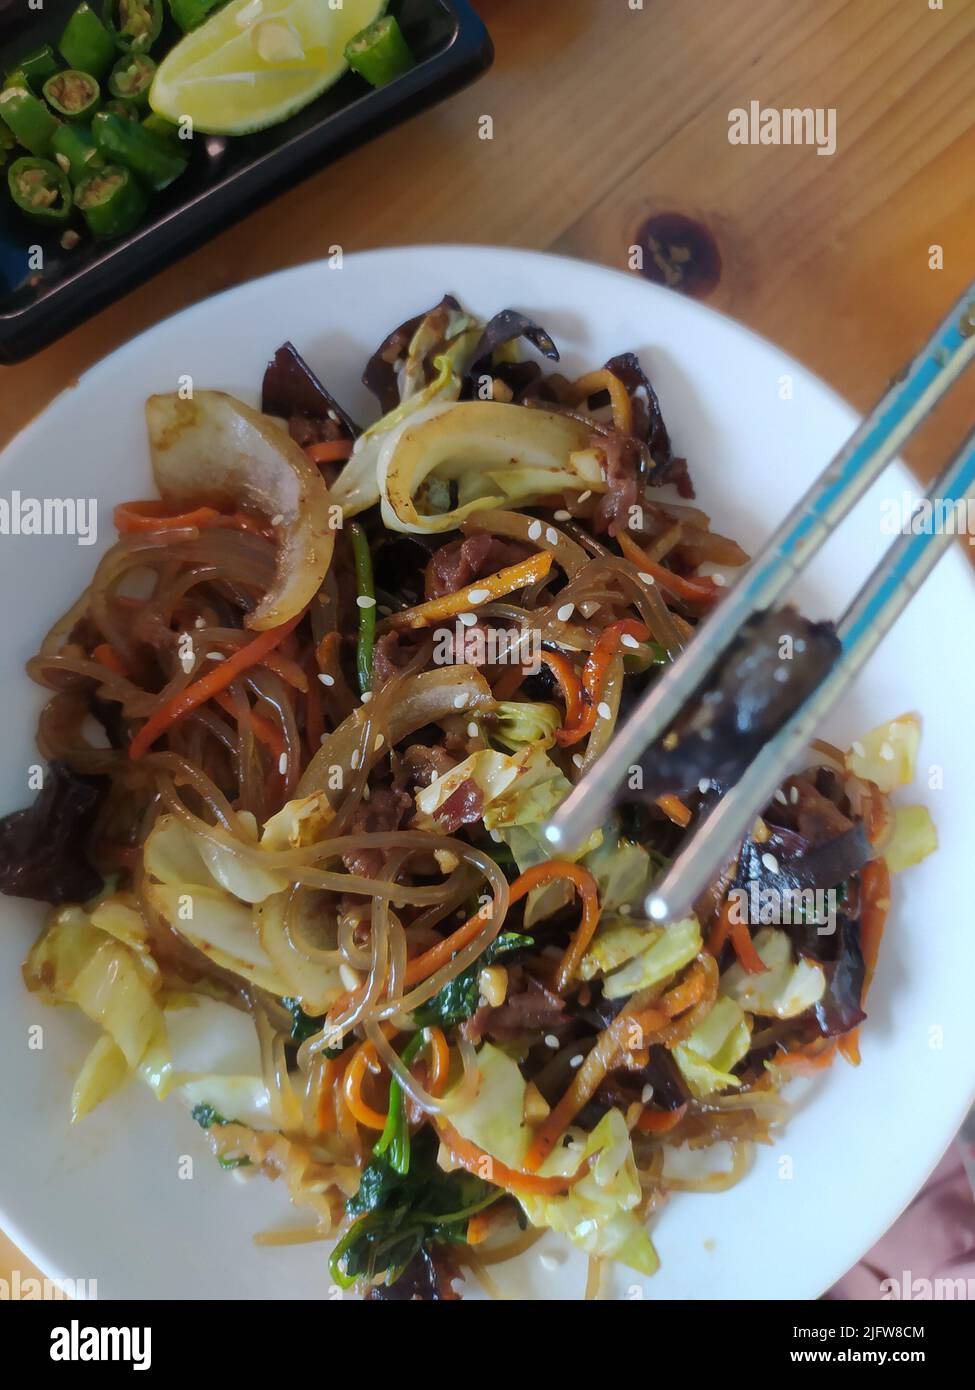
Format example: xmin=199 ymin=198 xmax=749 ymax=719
xmin=0 ymin=0 xmax=492 ymax=363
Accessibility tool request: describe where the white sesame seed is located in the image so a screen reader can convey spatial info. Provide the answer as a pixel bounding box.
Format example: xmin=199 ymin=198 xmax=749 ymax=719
xmin=557 ymin=602 xmax=575 ymax=622
xmin=527 ymin=520 xmax=542 ymax=541
xmin=774 ymin=788 xmax=788 ymax=805
xmin=452 ymin=693 xmax=468 ymax=709
xmin=641 ymin=1084 xmax=654 ymax=1104
xmin=356 ymin=594 xmax=376 ymax=610
xmin=361 ymin=691 xmax=373 ymax=703
xmin=194 ymin=616 xmax=206 ymax=629
xmin=553 ymin=509 xmax=571 ymax=521
xmin=698 ymin=777 xmax=711 ymax=794
xmin=597 ymin=701 xmax=612 ymax=720
xmin=621 ymin=633 xmax=640 ymax=649
xmin=578 ymin=490 xmax=592 ymax=503
xmin=773 ymin=667 xmax=788 ymax=683
xmin=374 ymin=734 xmax=385 ymax=751
xmin=880 ymin=741 xmax=895 ymax=761
xmin=545 ymin=527 xmax=559 ymax=545
xmin=761 ymin=852 xmax=779 ymax=874
xmin=572 ymin=753 xmax=584 ymax=769
xmin=278 ymin=752 xmax=287 ymax=775
xmin=851 ymin=740 xmax=866 ymax=757
xmin=270 ymin=513 xmax=284 ymax=526
xmin=638 ymin=572 xmax=655 ymax=585
xmin=320 ymin=733 xmax=329 ymax=745
xmin=489 ymin=829 xmax=503 ymax=843
xmin=318 ymin=672 xmax=334 ymax=686
xmin=544 ymin=1034 xmax=560 ymax=1049
xmin=712 ymin=573 xmax=727 ymax=587
xmin=618 ymin=903 xmax=632 ymax=916
xmin=467 ymin=588 xmax=490 ymax=604
xmin=350 ymin=749 xmax=360 ymax=770
xmin=207 ymin=651 xmax=225 ymax=662
xmin=458 ymin=611 xmax=477 ymax=627
xmin=789 ymin=786 xmax=799 ymax=805
xmin=538 ymin=1254 xmax=559 ymax=1272
xmin=569 ymin=1054 xmax=584 ymax=1068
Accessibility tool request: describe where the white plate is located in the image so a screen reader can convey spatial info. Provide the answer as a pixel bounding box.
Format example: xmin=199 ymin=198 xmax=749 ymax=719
xmin=1 ymin=246 xmax=973 ymax=1302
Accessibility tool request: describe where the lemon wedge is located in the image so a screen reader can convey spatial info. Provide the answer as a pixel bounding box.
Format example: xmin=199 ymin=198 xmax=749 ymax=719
xmin=150 ymin=0 xmax=386 ymax=135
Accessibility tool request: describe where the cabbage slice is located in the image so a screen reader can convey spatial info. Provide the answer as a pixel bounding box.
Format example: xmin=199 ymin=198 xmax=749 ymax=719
xmin=721 ymin=928 xmax=826 ymax=1018
xmin=601 ymin=916 xmax=701 ymax=1000
xmin=445 ymin=1044 xmax=658 ymax=1275
xmin=846 ymin=713 xmax=920 ymax=793
xmin=674 ymin=996 xmax=751 ymax=1098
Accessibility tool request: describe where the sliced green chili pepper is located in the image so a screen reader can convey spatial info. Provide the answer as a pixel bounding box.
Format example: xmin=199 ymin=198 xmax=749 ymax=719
xmin=92 ymin=109 xmax=187 ymax=189
xmin=348 ymin=521 xmax=375 ymax=696
xmin=345 ymin=16 xmax=414 ymax=88
xmin=104 ymin=98 xmax=139 ymax=121
xmin=52 ymin=122 xmax=104 ymax=184
xmin=10 ymin=45 xmax=61 ymax=93
xmin=43 ymin=70 xmax=101 ymax=123
xmin=102 ymin=0 xmax=164 ymax=54
xmin=7 ymin=156 xmax=73 ymax=226
xmin=169 ymin=0 xmax=224 ymax=31
xmin=60 ymin=3 xmax=117 ymax=81
xmin=142 ymin=111 xmax=181 ymax=148
xmin=75 ymin=162 xmax=146 ymax=238
xmin=372 ymin=1031 xmax=425 ymax=1177
xmin=0 ymin=84 xmax=59 ymax=158
xmin=108 ymin=54 xmax=155 ymax=110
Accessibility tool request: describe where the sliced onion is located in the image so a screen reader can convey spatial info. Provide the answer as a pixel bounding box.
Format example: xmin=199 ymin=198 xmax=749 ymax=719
xmin=145 ymin=391 xmax=334 ymax=630
xmin=378 ymin=401 xmax=594 ymax=534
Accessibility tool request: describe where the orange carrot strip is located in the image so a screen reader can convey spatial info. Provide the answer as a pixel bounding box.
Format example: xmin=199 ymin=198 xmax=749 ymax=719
xmin=92 ymin=642 xmax=129 ymax=677
xmin=114 ymin=500 xmax=221 ymax=533
xmin=212 ymin=691 xmax=285 ymax=759
xmin=616 ymin=529 xmax=721 ymax=604
xmin=305 ymin=439 xmax=355 ymax=466
xmin=540 ymin=650 xmax=584 ymax=729
xmin=706 ymin=900 xmax=734 ymax=957
xmin=128 ymin=612 xmax=303 ymax=760
xmin=316 ymin=1056 xmax=343 ymax=1134
xmin=341 ymin=1043 xmax=388 ymax=1130
xmin=774 ymin=1041 xmax=838 ymax=1074
xmin=466 ymin=1208 xmax=497 ymax=1246
xmin=637 ymin=1102 xmax=688 ymax=1135
xmin=435 ymin=1120 xmax=581 ymax=1198
xmin=656 ymin=793 xmax=691 ymax=827
xmin=385 ymin=552 xmax=554 ymax=631
xmin=403 ymin=859 xmax=599 ymax=995
xmin=859 ymin=859 xmax=891 ymax=1003
xmin=424 ymin=1025 xmax=450 ymax=1098
xmin=555 ymin=619 xmax=649 ymax=747
xmin=659 ymin=960 xmax=709 ymax=1017
xmin=729 ymin=918 xmax=768 ymax=975
xmin=572 ymin=368 xmax=634 ymax=436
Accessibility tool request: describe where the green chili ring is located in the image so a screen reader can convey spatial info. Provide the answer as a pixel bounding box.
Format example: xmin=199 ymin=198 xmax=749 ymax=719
xmin=107 ymin=54 xmax=155 ymax=111
xmin=102 ymin=0 xmax=164 ymax=55
xmin=75 ymin=162 xmax=146 ymax=238
xmin=59 ymin=3 xmax=117 ymax=81
xmin=43 ymin=69 xmax=102 ymax=123
xmin=0 ymin=84 xmax=60 ymax=158
xmin=7 ymin=156 xmax=73 ymax=226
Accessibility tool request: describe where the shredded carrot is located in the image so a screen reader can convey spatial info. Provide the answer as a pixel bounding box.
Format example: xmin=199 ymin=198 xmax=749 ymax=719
xmin=316 ymin=1056 xmax=343 ymax=1133
xmin=729 ymin=918 xmax=767 ymax=975
xmin=92 ymin=642 xmax=129 ymax=677
xmin=466 ymin=1207 xmax=498 ymax=1245
xmin=540 ymin=650 xmax=584 ymax=729
xmin=555 ymin=619 xmax=649 ymax=747
xmin=403 ymin=859 xmax=599 ymax=996
xmin=572 ymin=368 xmax=634 ymax=436
xmin=424 ymin=1025 xmax=450 ymax=1097
xmin=341 ymin=1042 xmax=388 ymax=1130
xmin=656 ymin=792 xmax=691 ymax=827
xmin=385 ymin=552 xmax=554 ymax=631
xmin=637 ymin=1102 xmax=688 ymax=1136
xmin=774 ymin=1040 xmax=838 ymax=1074
xmin=616 ymin=529 xmax=721 ymax=604
xmin=212 ymin=691 xmax=285 ymax=759
xmin=706 ymin=900 xmax=734 ymax=957
xmin=114 ymin=500 xmax=221 ymax=533
xmin=659 ymin=959 xmax=710 ymax=1017
xmin=435 ymin=1120 xmax=581 ymax=1198
xmin=305 ymin=439 xmax=355 ymax=466
xmin=128 ymin=611 xmax=303 ymax=760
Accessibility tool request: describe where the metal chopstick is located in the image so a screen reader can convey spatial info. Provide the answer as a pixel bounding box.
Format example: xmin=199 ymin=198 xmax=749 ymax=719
xmin=643 ymin=426 xmax=975 ymax=923
xmin=544 ymin=278 xmax=975 ymax=852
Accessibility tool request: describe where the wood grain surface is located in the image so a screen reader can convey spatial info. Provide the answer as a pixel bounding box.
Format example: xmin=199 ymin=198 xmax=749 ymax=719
xmin=1 ymin=0 xmax=973 ymax=1287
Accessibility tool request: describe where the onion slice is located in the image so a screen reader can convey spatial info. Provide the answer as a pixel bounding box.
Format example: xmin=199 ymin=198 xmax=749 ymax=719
xmin=145 ymin=391 xmax=335 ymax=630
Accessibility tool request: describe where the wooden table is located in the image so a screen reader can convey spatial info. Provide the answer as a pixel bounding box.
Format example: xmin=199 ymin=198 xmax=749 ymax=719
xmin=2 ymin=0 xmax=973 ymax=1286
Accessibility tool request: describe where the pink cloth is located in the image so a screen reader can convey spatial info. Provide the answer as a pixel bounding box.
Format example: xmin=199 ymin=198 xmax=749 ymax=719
xmin=827 ymin=1142 xmax=975 ymax=1299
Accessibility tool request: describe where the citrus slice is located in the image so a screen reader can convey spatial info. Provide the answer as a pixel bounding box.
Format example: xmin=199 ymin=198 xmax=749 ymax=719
xmin=149 ymin=0 xmax=387 ymax=135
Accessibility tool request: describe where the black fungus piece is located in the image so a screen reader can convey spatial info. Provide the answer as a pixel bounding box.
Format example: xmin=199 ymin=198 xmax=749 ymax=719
xmin=0 ymin=761 xmax=106 ymax=905
xmin=262 ymin=341 xmax=360 ymax=441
